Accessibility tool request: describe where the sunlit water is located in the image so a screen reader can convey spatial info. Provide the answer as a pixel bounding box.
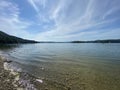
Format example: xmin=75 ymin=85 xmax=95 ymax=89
xmin=0 ymin=43 xmax=120 ymax=90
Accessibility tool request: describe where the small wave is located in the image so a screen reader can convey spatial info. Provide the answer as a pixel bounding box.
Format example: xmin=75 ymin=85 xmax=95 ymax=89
xmin=1 ymin=55 xmax=43 ymax=90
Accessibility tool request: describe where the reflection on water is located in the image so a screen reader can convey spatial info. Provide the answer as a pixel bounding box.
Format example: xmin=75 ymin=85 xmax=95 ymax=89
xmin=0 ymin=43 xmax=120 ymax=90
xmin=0 ymin=44 xmax=19 ymax=50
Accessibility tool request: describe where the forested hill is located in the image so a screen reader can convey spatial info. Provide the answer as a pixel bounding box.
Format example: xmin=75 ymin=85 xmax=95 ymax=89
xmin=0 ymin=31 xmax=37 ymax=44
xmin=71 ymin=39 xmax=120 ymax=43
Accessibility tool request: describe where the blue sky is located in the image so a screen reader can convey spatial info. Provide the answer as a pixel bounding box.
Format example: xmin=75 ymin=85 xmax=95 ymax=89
xmin=0 ymin=0 xmax=120 ymax=41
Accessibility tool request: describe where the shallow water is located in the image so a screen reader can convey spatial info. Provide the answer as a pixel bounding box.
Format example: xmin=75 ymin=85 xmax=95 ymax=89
xmin=0 ymin=43 xmax=120 ymax=90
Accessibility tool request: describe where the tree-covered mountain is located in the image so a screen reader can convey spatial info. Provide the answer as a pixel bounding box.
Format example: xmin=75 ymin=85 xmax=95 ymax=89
xmin=0 ymin=31 xmax=37 ymax=44
xmin=71 ymin=39 xmax=120 ymax=43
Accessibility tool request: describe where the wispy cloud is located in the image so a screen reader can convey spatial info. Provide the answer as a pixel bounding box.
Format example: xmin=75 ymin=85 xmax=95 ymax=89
xmin=27 ymin=0 xmax=39 ymax=12
xmin=0 ymin=0 xmax=33 ymax=39
xmin=28 ymin=0 xmax=47 ymax=12
xmin=0 ymin=0 xmax=120 ymax=41
xmin=27 ymin=0 xmax=120 ymax=41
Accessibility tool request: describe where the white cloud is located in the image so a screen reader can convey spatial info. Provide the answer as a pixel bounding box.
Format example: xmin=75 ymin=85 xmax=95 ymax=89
xmin=27 ymin=0 xmax=47 ymax=12
xmin=0 ymin=0 xmax=34 ymax=39
xmin=27 ymin=0 xmax=39 ymax=12
xmin=1 ymin=0 xmax=119 ymax=41
xmin=103 ymin=6 xmax=120 ymax=20
xmin=31 ymin=0 xmax=120 ymax=41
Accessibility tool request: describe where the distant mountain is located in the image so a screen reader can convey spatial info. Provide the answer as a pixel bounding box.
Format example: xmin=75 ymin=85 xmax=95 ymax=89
xmin=0 ymin=31 xmax=37 ymax=44
xmin=71 ymin=39 xmax=120 ymax=43
xmin=38 ymin=39 xmax=120 ymax=43
xmin=1 ymin=31 xmax=119 ymax=44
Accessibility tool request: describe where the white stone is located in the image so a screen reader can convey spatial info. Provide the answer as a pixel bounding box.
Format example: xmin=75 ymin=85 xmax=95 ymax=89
xmin=36 ymin=79 xmax=43 ymax=83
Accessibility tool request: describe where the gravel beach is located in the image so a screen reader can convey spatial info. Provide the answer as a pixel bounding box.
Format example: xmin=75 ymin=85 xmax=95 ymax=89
xmin=0 ymin=56 xmax=17 ymax=90
xmin=0 ymin=55 xmax=43 ymax=90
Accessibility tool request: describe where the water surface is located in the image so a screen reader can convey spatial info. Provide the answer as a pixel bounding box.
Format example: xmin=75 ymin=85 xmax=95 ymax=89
xmin=0 ymin=43 xmax=120 ymax=90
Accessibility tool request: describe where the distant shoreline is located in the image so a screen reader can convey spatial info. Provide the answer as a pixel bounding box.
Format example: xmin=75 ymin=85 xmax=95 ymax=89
xmin=1 ymin=31 xmax=120 ymax=44
xmin=38 ymin=39 xmax=120 ymax=43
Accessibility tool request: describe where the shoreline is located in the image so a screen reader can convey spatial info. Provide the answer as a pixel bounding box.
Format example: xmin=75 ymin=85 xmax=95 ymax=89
xmin=0 ymin=55 xmax=43 ymax=90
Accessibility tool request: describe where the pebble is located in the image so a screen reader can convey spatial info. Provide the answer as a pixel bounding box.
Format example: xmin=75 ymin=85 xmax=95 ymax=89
xmin=36 ymin=79 xmax=43 ymax=83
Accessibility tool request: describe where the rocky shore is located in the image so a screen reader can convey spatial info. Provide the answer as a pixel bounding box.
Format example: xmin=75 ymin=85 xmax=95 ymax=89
xmin=0 ymin=55 xmax=43 ymax=90
xmin=0 ymin=56 xmax=16 ymax=90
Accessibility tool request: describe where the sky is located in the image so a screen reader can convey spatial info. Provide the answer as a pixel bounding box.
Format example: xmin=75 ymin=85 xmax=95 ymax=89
xmin=0 ymin=0 xmax=120 ymax=41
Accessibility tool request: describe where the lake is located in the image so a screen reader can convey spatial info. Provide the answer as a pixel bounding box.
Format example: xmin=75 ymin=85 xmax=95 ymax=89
xmin=0 ymin=43 xmax=120 ymax=90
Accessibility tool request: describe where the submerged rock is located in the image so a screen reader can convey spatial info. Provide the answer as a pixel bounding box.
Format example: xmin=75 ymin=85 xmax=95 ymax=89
xmin=4 ymin=60 xmax=12 ymax=63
